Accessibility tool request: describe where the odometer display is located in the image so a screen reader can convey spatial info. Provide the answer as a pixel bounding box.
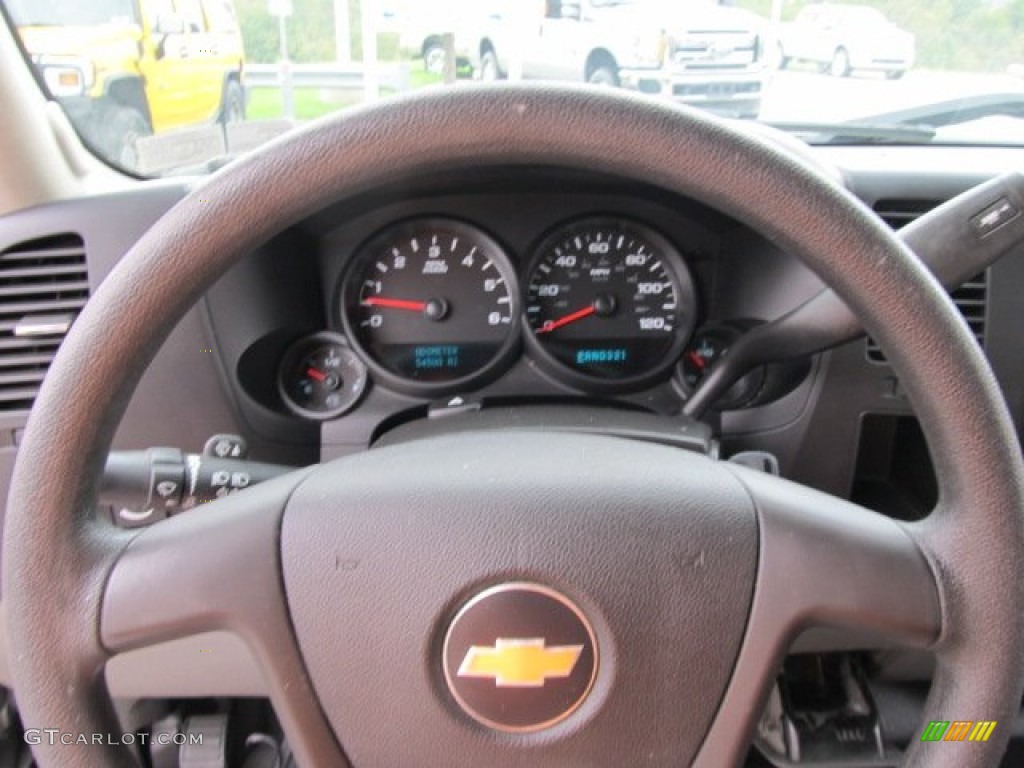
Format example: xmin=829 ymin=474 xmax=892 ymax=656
xmin=524 ymin=218 xmax=696 ymax=390
xmin=341 ymin=219 xmax=520 ymax=395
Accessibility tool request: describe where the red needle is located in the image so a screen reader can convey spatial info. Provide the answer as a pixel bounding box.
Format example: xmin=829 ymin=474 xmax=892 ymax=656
xmin=687 ymin=350 xmax=707 ymax=370
xmin=306 ymin=367 xmax=327 ymax=382
xmin=537 ymin=305 xmax=596 ymax=334
xmin=362 ymin=296 xmax=428 ymax=312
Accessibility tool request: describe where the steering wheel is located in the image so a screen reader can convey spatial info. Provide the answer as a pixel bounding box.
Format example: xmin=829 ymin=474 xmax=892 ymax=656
xmin=5 ymin=85 xmax=1023 ymax=768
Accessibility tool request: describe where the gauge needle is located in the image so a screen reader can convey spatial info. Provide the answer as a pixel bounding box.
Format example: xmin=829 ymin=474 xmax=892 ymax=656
xmin=537 ymin=305 xmax=596 ymax=334
xmin=687 ymin=350 xmax=707 ymax=370
xmin=306 ymin=367 xmax=328 ymax=382
xmin=362 ymin=296 xmax=428 ymax=312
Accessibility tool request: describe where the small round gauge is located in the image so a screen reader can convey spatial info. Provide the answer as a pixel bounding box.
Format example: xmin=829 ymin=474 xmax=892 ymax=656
xmin=278 ymin=332 xmax=368 ymax=420
xmin=524 ymin=217 xmax=697 ymax=391
xmin=678 ymin=325 xmax=765 ymax=411
xmin=340 ymin=218 xmax=520 ymax=396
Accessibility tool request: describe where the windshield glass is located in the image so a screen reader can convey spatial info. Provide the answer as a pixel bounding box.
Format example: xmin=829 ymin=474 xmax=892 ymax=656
xmin=2 ymin=0 xmax=1022 ymax=176
xmin=6 ymin=0 xmax=136 ymax=27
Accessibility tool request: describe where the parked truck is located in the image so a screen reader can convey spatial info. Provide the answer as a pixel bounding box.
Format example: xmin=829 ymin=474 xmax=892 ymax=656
xmin=8 ymin=0 xmax=246 ymax=169
xmin=776 ymin=3 xmax=915 ymax=79
xmin=467 ymin=0 xmax=770 ymax=119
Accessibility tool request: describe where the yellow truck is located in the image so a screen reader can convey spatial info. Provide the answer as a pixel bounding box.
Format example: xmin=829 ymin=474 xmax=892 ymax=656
xmin=7 ymin=0 xmax=245 ymax=168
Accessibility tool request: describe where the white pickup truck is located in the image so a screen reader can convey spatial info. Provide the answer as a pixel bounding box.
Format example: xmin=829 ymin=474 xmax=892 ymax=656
xmin=404 ymin=0 xmax=771 ymax=119
xmin=776 ymin=3 xmax=915 ymax=79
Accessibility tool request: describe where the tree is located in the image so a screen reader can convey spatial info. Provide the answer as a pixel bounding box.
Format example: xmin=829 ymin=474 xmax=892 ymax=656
xmin=236 ymin=0 xmax=339 ymax=63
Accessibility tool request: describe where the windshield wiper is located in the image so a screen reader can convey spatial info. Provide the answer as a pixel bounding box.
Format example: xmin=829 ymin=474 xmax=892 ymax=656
xmin=765 ymin=121 xmax=937 ymax=145
xmin=858 ymin=92 xmax=1024 ymax=130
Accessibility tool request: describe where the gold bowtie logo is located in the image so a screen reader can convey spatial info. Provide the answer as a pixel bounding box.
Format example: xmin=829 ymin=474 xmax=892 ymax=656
xmin=457 ymin=638 xmax=583 ymax=687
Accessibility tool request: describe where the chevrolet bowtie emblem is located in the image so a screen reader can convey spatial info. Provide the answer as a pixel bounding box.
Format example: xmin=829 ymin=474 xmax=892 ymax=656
xmin=443 ymin=582 xmax=598 ymax=732
xmin=457 ymin=638 xmax=583 ymax=687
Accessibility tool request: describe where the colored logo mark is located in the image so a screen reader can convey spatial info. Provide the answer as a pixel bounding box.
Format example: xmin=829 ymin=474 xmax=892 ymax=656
xmin=920 ymin=720 xmax=997 ymax=742
xmin=458 ymin=638 xmax=582 ymax=688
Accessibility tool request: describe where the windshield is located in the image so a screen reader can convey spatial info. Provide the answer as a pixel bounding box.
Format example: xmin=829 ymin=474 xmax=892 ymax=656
xmin=6 ymin=0 xmax=136 ymax=27
xmin=2 ymin=0 xmax=1023 ymax=176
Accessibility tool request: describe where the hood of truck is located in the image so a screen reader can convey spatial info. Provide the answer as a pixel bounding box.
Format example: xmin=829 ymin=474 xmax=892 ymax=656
xmin=18 ymin=23 xmax=141 ymax=61
xmin=598 ymin=2 xmax=765 ymax=34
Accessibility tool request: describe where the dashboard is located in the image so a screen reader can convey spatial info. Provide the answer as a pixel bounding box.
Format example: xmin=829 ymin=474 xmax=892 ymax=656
xmin=0 ymin=146 xmax=1020 ymax=501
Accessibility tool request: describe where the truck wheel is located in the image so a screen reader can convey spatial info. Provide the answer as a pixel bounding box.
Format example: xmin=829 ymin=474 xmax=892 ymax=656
xmin=587 ymin=66 xmax=620 ymax=87
xmin=424 ymin=42 xmax=447 ymax=75
xmin=99 ymin=104 xmax=152 ymax=170
xmin=479 ymin=50 xmax=503 ymax=81
xmin=829 ymin=47 xmax=851 ymax=78
xmin=219 ymin=80 xmax=246 ymax=125
xmin=776 ymin=43 xmax=790 ymax=70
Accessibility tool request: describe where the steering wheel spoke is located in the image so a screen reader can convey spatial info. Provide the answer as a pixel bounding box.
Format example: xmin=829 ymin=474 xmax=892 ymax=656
xmin=695 ymin=466 xmax=941 ymax=765
xmin=101 ymin=469 xmax=305 ymax=651
xmin=735 ymin=465 xmax=941 ymax=647
xmin=100 ymin=468 xmax=347 ymax=766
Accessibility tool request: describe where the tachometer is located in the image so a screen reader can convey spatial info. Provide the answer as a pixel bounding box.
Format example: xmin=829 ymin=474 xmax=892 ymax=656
xmin=340 ymin=218 xmax=520 ymax=395
xmin=524 ymin=217 xmax=696 ymax=391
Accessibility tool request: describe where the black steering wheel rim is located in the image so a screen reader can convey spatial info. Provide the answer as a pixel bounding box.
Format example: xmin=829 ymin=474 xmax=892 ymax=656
xmin=5 ymin=84 xmax=1023 ymax=767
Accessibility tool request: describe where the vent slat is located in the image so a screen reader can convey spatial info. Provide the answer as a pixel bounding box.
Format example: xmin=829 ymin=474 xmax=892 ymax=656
xmin=0 ymin=234 xmax=87 ymax=410
xmin=0 ymin=370 xmax=49 ymax=387
xmin=0 ymin=298 xmax=89 ymax=316
xmin=0 ymin=248 xmax=85 ymax=261
xmin=0 ymin=337 xmax=63 ymax=352
xmin=0 ymin=252 xmax=84 ymax=264
xmin=0 ymin=388 xmax=49 ymax=404
xmin=0 ymin=281 xmax=89 ymax=299
xmin=0 ymin=352 xmax=58 ymax=368
xmin=0 ymin=264 xmax=88 ymax=280
xmin=866 ymin=201 xmax=987 ymax=364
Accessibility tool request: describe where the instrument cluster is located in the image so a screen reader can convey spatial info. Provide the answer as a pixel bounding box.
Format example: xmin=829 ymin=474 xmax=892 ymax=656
xmin=274 ymin=212 xmax=740 ymax=419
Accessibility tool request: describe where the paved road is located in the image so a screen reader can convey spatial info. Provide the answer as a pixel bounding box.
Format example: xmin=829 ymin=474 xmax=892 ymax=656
xmin=759 ymin=68 xmax=1024 ymax=123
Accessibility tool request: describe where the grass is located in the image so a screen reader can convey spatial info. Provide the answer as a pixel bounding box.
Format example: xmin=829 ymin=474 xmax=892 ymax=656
xmin=246 ymin=87 xmax=354 ymax=121
xmin=245 ymin=62 xmax=468 ymax=122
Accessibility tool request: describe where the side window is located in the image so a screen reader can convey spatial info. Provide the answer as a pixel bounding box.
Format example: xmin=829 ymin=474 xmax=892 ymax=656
xmin=174 ymin=0 xmax=206 ymax=32
xmin=147 ymin=0 xmax=175 ymax=20
xmin=202 ymin=0 xmax=237 ymax=33
xmin=545 ymin=1 xmax=560 ymax=19
xmin=144 ymin=0 xmax=177 ymax=32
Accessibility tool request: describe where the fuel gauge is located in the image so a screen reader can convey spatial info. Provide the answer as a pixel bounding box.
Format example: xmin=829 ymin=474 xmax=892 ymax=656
xmin=278 ymin=332 xmax=368 ymax=420
xmin=679 ymin=324 xmax=765 ymax=411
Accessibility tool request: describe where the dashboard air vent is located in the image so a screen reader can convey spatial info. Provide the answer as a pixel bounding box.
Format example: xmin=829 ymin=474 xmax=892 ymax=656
xmin=872 ymin=199 xmax=940 ymax=230
xmin=866 ymin=201 xmax=988 ymax=364
xmin=0 ymin=234 xmax=89 ymax=410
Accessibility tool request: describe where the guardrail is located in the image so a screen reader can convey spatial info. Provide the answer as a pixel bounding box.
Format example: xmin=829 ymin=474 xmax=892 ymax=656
xmin=245 ymin=63 xmax=400 ymax=91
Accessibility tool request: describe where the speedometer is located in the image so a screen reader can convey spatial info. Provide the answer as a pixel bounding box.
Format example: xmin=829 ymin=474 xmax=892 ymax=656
xmin=524 ymin=217 xmax=696 ymax=391
xmin=340 ymin=218 xmax=520 ymax=396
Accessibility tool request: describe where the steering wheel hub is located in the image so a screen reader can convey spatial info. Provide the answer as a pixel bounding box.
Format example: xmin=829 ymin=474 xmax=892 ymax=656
xmin=280 ymin=431 xmax=758 ymax=765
